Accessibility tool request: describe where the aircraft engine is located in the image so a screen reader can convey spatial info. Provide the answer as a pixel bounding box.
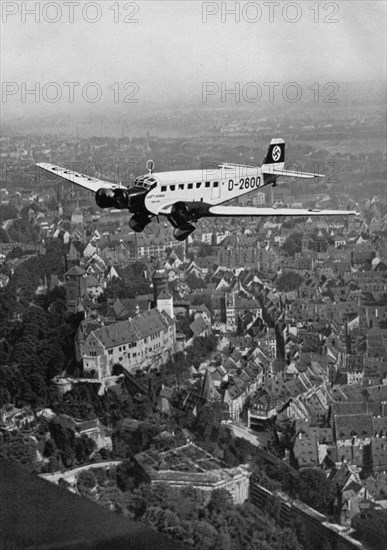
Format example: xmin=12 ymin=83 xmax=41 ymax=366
xmin=95 ymin=187 xmax=129 ymax=209
xmin=169 ymin=201 xmax=191 ymax=227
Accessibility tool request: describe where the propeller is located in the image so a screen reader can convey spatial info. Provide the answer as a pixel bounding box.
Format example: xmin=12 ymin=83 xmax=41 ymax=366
xmin=146 ymin=159 xmax=154 ymax=174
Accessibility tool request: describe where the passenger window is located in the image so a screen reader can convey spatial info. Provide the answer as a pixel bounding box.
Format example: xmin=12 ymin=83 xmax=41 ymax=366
xmin=179 ymin=184 xmax=184 ymax=190
xmin=170 ymin=185 xmax=175 ymax=191
xmin=188 ymin=183 xmax=193 ymax=189
xmin=161 ymin=186 xmax=167 ymax=192
xmin=214 ymin=181 xmax=219 ymax=187
xmin=205 ymin=181 xmax=210 ymax=188
xmin=196 ymin=182 xmax=202 ymax=188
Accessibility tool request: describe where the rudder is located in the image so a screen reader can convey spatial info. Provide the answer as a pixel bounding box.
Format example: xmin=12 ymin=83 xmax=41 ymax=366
xmin=263 ymin=138 xmax=285 ymax=168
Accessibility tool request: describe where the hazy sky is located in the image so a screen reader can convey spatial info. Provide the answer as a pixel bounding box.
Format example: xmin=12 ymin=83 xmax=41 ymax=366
xmin=1 ymin=0 xmax=386 ymax=112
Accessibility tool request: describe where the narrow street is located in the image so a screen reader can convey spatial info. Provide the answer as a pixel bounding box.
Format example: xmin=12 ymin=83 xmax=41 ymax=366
xmin=230 ymin=422 xmax=275 ymax=448
xmin=229 ymin=423 xmax=262 ymax=447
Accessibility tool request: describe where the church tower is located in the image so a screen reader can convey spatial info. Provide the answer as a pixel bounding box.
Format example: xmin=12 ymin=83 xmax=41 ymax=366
xmin=157 ymin=288 xmax=174 ymax=319
xmin=152 ymin=263 xmax=173 ymax=318
xmin=152 ymin=263 xmax=168 ymax=304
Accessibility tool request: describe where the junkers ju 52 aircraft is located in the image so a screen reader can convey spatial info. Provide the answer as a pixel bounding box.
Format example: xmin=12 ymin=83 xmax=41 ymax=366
xmin=37 ymin=138 xmax=357 ymax=241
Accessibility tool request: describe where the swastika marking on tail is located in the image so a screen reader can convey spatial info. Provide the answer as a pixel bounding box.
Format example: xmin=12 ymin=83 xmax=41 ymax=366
xmin=272 ymin=146 xmax=282 ymax=162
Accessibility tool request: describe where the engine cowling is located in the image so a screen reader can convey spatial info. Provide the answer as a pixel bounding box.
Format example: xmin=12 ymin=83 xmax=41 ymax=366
xmin=95 ymin=187 xmax=129 ymax=209
xmin=168 ymin=201 xmax=210 ymax=229
xmin=168 ymin=201 xmax=191 ymax=228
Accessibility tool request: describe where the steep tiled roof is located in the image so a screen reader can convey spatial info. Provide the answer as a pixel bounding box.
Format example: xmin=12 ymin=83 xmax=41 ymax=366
xmin=293 ymin=431 xmax=319 ymax=468
xmin=365 ymin=385 xmax=387 ymax=402
xmin=91 ymin=308 xmax=172 ymax=348
xmin=373 ymin=416 xmax=387 ymax=436
xmin=334 ymin=413 xmax=373 ymax=441
xmin=190 ymin=315 xmax=208 ymax=337
xmin=158 ymin=288 xmax=172 ymax=300
xmin=330 ymin=401 xmax=371 ymax=418
xmin=65 ymin=265 xmax=86 ymax=277
xmin=371 ymin=438 xmax=387 ymax=469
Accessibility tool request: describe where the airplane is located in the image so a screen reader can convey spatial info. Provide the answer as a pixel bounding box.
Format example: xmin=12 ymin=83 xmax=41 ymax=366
xmin=36 ymin=138 xmax=357 ymax=241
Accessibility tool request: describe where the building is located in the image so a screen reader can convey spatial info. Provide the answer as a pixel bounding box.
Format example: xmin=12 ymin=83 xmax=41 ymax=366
xmin=225 ymin=292 xmax=262 ymax=329
xmin=82 ymin=308 xmax=175 ymax=381
xmin=64 ymin=265 xmax=87 ymax=312
xmin=0 ymin=406 xmax=36 ymax=432
xmin=152 ymin=264 xmax=169 ymax=303
xmin=252 ymin=191 xmax=266 ymax=206
xmin=248 ymin=391 xmax=281 ymax=428
xmin=134 ymin=442 xmax=251 ymax=504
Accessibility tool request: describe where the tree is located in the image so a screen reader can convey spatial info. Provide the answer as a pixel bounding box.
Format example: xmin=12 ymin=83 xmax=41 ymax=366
xmin=297 ymin=468 xmax=336 ymax=514
xmin=0 ymin=227 xmax=9 ymax=243
xmin=0 ymin=432 xmax=37 ymax=471
xmin=75 ymin=434 xmax=96 ymax=463
xmin=77 ymin=470 xmax=96 ymax=491
xmin=0 ymin=204 xmax=18 ymax=223
xmin=192 ymin=293 xmax=213 ymax=314
xmin=116 ymin=459 xmax=138 ymax=491
xmin=186 ymin=272 xmax=205 ymax=290
xmin=281 ymin=233 xmax=302 ymax=257
xmin=192 ymin=520 xmax=218 ymax=550
xmin=276 ymin=271 xmax=303 ymax=293
xmin=207 ymin=489 xmax=234 ymax=516
xmin=176 ymin=314 xmax=193 ymax=338
xmin=352 ymin=510 xmax=387 ymax=550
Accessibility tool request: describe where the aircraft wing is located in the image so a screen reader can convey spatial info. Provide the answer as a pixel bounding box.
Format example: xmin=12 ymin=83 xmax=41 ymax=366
xmin=36 ymin=163 xmax=126 ymax=193
xmin=208 ymin=206 xmax=358 ymax=217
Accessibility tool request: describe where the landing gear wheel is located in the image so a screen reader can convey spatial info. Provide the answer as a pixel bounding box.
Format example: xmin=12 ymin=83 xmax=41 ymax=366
xmin=173 ymin=223 xmax=196 ymax=241
xmin=129 ymin=215 xmax=149 ymax=232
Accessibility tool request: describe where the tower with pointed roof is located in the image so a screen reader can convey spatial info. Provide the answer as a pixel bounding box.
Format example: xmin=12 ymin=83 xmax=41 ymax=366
xmin=71 ymin=192 xmax=84 ymax=228
xmin=64 ymin=265 xmax=87 ymax=312
xmin=157 ymin=288 xmax=174 ymax=319
xmin=314 ymin=228 xmax=327 ymax=253
xmin=152 ymin=262 xmax=169 ymax=304
xmin=66 ymin=241 xmax=82 ymax=269
xmin=200 ymin=369 xmax=218 ymax=402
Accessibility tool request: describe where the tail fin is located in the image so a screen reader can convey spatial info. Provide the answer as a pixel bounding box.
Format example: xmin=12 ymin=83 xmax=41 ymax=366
xmin=262 ymin=138 xmax=285 ymax=170
xmin=261 ymin=138 xmax=323 ymax=185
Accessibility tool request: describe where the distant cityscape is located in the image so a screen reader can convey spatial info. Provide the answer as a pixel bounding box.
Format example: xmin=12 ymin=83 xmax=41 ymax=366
xmin=0 ymin=102 xmax=386 ymax=550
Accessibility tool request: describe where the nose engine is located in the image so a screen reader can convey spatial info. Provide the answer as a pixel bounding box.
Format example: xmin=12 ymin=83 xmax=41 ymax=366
xmin=95 ymin=187 xmax=129 ymax=209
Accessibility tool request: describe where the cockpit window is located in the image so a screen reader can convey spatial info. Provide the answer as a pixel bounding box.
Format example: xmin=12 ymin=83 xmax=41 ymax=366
xmin=134 ymin=176 xmax=156 ymax=190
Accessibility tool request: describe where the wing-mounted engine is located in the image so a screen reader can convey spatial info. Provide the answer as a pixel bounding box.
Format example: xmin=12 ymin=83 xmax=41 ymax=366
xmin=167 ymin=201 xmax=211 ymax=241
xmin=168 ymin=202 xmax=191 ymax=228
xmin=95 ymin=187 xmax=130 ymax=209
xmin=167 ymin=201 xmax=210 ymax=226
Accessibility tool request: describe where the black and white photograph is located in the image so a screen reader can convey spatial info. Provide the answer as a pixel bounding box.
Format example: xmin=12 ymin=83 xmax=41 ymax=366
xmin=0 ymin=1 xmax=386 ymax=548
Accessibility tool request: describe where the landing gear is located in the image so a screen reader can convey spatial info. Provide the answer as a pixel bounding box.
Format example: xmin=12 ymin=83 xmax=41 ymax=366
xmin=173 ymin=223 xmax=196 ymax=241
xmin=167 ymin=202 xmax=199 ymax=241
xmin=129 ymin=214 xmax=152 ymax=232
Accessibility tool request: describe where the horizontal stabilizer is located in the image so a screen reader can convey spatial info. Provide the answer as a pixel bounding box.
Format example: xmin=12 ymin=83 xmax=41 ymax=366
xmin=262 ymin=168 xmax=324 ymax=179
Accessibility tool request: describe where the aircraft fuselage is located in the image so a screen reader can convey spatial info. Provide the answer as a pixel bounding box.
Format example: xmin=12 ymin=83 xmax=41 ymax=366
xmin=142 ymin=165 xmax=265 ymax=216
